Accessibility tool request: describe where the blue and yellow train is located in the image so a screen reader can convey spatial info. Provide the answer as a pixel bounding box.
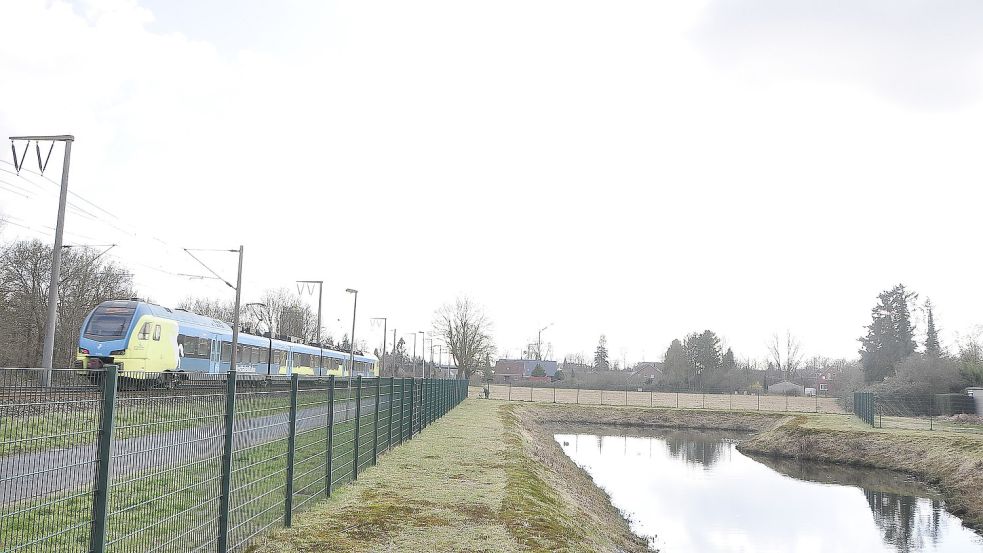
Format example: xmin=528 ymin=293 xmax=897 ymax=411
xmin=76 ymin=299 xmax=377 ymax=382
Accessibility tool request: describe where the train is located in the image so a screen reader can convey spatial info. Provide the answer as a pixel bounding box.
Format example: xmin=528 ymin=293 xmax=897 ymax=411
xmin=76 ymin=299 xmax=378 ymax=384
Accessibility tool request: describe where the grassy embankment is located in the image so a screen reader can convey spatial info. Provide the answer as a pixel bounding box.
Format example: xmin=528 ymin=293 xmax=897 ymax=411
xmin=255 ymin=400 xmax=650 ymax=553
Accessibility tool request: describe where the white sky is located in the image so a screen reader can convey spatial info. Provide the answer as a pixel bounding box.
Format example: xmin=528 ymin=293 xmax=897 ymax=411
xmin=2 ymin=0 xmax=982 ymax=364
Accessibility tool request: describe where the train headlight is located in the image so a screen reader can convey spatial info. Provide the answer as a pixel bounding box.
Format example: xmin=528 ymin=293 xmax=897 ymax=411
xmin=110 ymin=349 xmax=126 ymax=356
xmin=78 ymin=347 xmax=90 ymax=355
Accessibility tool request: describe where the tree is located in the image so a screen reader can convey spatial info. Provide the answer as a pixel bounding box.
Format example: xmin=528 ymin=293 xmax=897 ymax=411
xmin=531 ymin=364 xmax=546 ymax=377
xmin=0 ymin=240 xmax=134 ymax=367
xmin=594 ymin=335 xmax=609 ymax=370
xmin=721 ymin=348 xmax=736 ymax=371
xmin=860 ymin=284 xmax=918 ymax=383
xmin=956 ymin=328 xmax=983 ymax=387
xmin=767 ymin=330 xmax=803 ymax=381
xmin=663 ymin=338 xmax=693 ymax=388
xmin=433 ymin=296 xmax=494 ymax=379
xmin=924 ymin=298 xmax=942 ymax=358
xmin=553 ymin=368 xmax=565 ymax=381
xmin=685 ymin=330 xmax=722 ymax=384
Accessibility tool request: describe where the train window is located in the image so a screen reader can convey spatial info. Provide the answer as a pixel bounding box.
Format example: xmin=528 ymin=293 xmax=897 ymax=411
xmin=198 ymin=340 xmax=210 ymax=357
xmin=153 ymin=325 xmax=161 ymax=341
xmin=84 ymin=304 xmax=136 ymax=340
xmin=250 ymin=347 xmax=259 ymax=364
xmin=138 ymin=322 xmax=151 ymax=340
xmin=184 ymin=336 xmax=198 ymax=357
xmin=222 ymin=342 xmax=232 ymax=363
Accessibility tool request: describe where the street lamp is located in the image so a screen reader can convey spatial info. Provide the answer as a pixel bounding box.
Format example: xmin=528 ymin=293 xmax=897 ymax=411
xmin=345 ymin=288 xmax=358 ymax=376
xmin=370 ymin=317 xmax=388 ymax=375
xmin=405 ymin=333 xmax=418 ymax=377
xmin=418 ymin=331 xmax=426 ymax=377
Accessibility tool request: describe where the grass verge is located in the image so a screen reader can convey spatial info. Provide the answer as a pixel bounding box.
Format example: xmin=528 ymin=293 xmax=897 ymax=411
xmin=254 ymin=400 xmax=650 ymax=553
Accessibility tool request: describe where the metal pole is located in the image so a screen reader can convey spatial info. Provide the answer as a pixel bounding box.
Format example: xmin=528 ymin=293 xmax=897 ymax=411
xmin=31 ymin=138 xmax=73 ymax=382
xmin=347 ymin=290 xmax=358 ymax=376
xmin=316 ymin=284 xmax=322 ymax=373
xmin=326 ymin=376 xmax=334 ymax=497
xmin=388 ymin=377 xmax=395 ymax=450
xmin=285 ymin=374 xmax=299 ymax=526
xmin=217 ymin=370 xmax=237 ymax=553
xmin=89 ymin=365 xmax=117 ymax=553
xmin=353 ymin=376 xmax=362 ymax=480
xmin=372 ymin=377 xmax=381 ymax=465
xmin=229 ymin=247 xmax=244 ymax=372
xmin=409 ymin=378 xmax=415 ymax=438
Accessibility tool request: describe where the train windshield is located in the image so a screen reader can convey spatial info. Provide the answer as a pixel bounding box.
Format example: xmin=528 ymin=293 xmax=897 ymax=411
xmin=84 ymin=304 xmax=136 ymax=341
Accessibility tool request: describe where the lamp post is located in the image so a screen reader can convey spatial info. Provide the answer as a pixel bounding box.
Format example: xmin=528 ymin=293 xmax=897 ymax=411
xmin=345 ymin=288 xmax=358 ymax=376
xmin=370 ymin=317 xmax=387 ymax=375
xmin=297 ymin=280 xmax=323 ymax=371
xmin=418 ymin=331 xmax=426 ymax=377
xmin=406 ymin=333 xmax=418 ymax=378
xmin=184 ymin=246 xmax=244 ymax=374
xmin=10 ymin=135 xmax=74 ymax=384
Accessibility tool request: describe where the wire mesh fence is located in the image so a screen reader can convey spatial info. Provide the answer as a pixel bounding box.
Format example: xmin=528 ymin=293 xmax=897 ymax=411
xmin=470 ymin=383 xmax=847 ymax=414
xmin=0 ymin=368 xmax=468 ymax=552
xmin=849 ymin=390 xmax=983 ymax=434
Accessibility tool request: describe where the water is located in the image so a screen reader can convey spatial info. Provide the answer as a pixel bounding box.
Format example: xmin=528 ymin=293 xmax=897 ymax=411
xmin=554 ymin=429 xmax=983 ymax=553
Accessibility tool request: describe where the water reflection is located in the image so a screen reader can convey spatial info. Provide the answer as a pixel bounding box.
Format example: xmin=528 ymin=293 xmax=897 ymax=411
xmin=555 ymin=430 xmax=983 ymax=553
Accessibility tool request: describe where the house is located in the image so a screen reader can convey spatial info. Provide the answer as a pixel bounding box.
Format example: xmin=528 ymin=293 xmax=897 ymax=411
xmin=493 ymin=358 xmax=559 ymax=382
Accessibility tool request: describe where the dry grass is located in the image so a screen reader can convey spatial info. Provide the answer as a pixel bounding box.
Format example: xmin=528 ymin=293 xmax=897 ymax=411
xmin=251 ymin=400 xmax=649 ymax=553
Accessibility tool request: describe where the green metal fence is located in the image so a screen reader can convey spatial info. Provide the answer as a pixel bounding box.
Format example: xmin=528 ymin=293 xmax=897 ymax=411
xmin=0 ymin=368 xmax=468 ymax=552
xmin=853 ymin=391 xmax=875 ymax=426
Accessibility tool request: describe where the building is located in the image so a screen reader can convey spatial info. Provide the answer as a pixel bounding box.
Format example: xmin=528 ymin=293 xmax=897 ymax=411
xmin=493 ymin=358 xmax=559 ymax=382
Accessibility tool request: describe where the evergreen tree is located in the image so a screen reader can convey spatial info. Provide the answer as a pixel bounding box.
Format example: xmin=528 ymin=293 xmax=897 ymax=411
xmin=594 ymin=335 xmax=610 ymax=370
xmin=685 ymin=330 xmax=723 ymax=382
xmin=722 ymin=347 xmax=736 ymax=371
xmin=663 ymin=338 xmax=693 ymax=388
xmin=924 ymin=298 xmax=942 ymax=358
xmin=859 ymin=284 xmax=918 ymax=383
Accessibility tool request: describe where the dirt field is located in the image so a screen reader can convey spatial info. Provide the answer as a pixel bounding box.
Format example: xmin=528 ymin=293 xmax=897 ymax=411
xmin=470 ymin=384 xmax=846 ymax=414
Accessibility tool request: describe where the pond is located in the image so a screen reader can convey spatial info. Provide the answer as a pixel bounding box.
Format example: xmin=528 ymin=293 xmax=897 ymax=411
xmin=554 ymin=428 xmax=983 ymax=553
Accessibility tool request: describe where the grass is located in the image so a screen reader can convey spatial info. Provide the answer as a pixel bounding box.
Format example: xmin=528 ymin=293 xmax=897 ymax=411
xmin=254 ymin=400 xmax=648 ymax=553
xmin=0 ymin=404 xmax=408 ymax=553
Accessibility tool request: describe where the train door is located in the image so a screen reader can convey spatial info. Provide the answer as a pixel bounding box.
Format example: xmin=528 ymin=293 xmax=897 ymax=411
xmin=210 ymin=338 xmax=221 ymax=373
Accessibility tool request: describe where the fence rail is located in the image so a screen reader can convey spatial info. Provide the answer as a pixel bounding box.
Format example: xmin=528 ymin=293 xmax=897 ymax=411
xmin=471 ymin=383 xmax=846 ymax=414
xmin=0 ymin=368 xmax=468 ymax=552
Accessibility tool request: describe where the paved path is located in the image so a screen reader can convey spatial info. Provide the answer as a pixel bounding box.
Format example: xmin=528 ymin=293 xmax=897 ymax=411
xmin=0 ymin=395 xmax=403 ymax=505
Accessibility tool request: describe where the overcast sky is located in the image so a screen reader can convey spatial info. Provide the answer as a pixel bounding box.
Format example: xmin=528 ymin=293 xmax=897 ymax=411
xmin=2 ymin=0 xmax=982 ymax=365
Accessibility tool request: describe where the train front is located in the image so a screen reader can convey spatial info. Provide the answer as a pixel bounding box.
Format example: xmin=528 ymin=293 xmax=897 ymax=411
xmin=76 ymin=300 xmax=141 ymax=373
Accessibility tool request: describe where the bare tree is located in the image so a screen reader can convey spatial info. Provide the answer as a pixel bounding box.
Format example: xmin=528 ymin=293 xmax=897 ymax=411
xmin=767 ymin=330 xmax=803 ymax=381
xmin=433 ymin=297 xmax=494 ymax=379
xmin=0 ymin=240 xmax=134 ymax=368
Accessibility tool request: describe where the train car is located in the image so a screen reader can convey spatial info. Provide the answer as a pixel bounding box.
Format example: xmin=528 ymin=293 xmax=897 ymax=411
xmin=77 ymin=299 xmax=378 ymax=385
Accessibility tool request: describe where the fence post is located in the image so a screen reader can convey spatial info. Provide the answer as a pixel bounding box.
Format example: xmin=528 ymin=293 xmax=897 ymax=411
xmin=676 ymin=391 xmax=679 ymax=409
xmin=650 ymin=390 xmax=653 ymax=407
xmin=576 ymin=385 xmax=579 ymax=404
xmin=326 ymin=376 xmax=335 ymax=497
xmin=409 ymin=378 xmax=415 ymax=438
xmin=757 ymin=393 xmax=760 ymax=411
xmin=285 ymin=374 xmax=299 ymax=527
xmin=388 ymin=377 xmax=395 ymax=450
xmin=217 ymin=370 xmax=237 ymax=553
xmin=353 ymin=376 xmax=362 ymax=480
xmin=785 ymin=394 xmax=789 ymax=412
xmin=399 ymin=378 xmax=406 ymax=444
xmin=508 ymin=381 xmax=512 ymax=401
xmin=372 ymin=377 xmax=381 ymax=465
xmin=89 ymin=366 xmax=118 ymax=553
